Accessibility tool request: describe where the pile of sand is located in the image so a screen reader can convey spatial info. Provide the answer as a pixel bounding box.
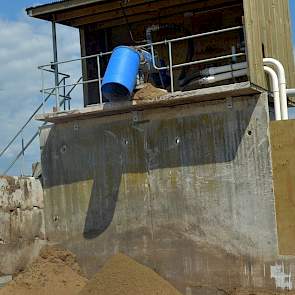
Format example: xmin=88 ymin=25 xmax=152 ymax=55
xmin=133 ymin=83 xmax=167 ymax=101
xmin=0 ymin=247 xmax=182 ymax=295
xmin=0 ymin=246 xmax=88 ymax=295
xmin=79 ymin=253 xmax=182 ymax=295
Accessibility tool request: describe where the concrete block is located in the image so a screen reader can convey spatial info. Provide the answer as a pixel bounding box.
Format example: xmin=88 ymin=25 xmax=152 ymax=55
xmin=0 ymin=177 xmax=43 ymax=211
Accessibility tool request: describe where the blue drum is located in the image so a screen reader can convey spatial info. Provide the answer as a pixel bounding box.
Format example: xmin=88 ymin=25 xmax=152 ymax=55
xmin=102 ymin=46 xmax=141 ymax=102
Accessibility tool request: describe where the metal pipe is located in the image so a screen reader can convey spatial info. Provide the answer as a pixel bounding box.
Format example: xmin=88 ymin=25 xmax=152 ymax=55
xmin=41 ymin=68 xmax=70 ymax=77
xmin=151 ymin=49 xmax=245 ymax=71
xmin=39 ymin=25 xmax=243 ymax=69
xmin=63 ymin=78 xmax=66 ymax=110
xmin=197 ymin=69 xmax=247 ymax=85
xmin=52 ymin=21 xmax=60 ymax=111
xmin=2 ymin=76 xmax=82 ymax=174
xmin=0 ymin=77 xmax=66 ymax=158
xmin=287 ymin=89 xmax=295 ymax=96
xmin=263 ymin=58 xmax=288 ymax=120
xmin=42 ymin=78 xmax=101 ymax=92
xmin=97 ymin=54 xmax=103 ymax=104
xmin=41 ymin=70 xmax=45 ymax=114
xmin=264 ymin=66 xmax=281 ymax=121
xmin=168 ymin=42 xmax=174 ymax=93
xmin=172 ymin=53 xmax=245 ymax=69
xmin=200 ymin=62 xmax=247 ymax=76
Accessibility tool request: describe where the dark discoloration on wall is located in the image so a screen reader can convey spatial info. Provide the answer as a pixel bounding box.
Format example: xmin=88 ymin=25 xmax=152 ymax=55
xmin=1 ymin=176 xmax=21 ymax=195
xmin=40 ymin=93 xmax=281 ymax=294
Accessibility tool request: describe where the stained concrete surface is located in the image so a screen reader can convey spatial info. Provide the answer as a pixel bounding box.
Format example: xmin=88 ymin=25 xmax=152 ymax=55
xmin=0 ymin=176 xmax=46 ymax=275
xmin=39 ymin=93 xmax=284 ymax=294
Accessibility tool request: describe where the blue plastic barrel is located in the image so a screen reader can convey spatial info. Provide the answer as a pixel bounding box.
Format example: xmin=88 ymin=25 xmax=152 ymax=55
xmin=102 ymin=46 xmax=140 ymax=102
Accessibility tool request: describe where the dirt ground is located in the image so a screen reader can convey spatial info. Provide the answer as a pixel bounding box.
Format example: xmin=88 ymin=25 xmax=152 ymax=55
xmin=0 ymin=247 xmax=181 ymax=295
xmin=2 ymin=246 xmax=295 ymax=295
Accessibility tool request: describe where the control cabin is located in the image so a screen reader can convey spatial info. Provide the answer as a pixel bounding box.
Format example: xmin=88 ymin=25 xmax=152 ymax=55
xmin=26 ymin=0 xmax=295 ymax=108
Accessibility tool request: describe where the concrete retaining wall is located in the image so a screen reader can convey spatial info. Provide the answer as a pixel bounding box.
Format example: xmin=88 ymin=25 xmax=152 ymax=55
xmin=0 ymin=176 xmax=45 ymax=275
xmin=39 ymin=92 xmax=292 ymax=294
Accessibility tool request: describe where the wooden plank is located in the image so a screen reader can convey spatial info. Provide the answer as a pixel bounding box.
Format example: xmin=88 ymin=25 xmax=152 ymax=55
xmin=68 ymin=0 xmax=238 ymax=28
xmin=270 ymin=120 xmax=295 ymax=255
xmin=55 ymin=0 xmax=156 ymax=22
xmin=243 ymin=0 xmax=295 ymax=90
xmin=243 ymin=0 xmax=264 ymax=88
xmin=34 ymin=82 xmax=260 ymax=124
xmin=26 ymin=0 xmax=111 ymax=19
xmin=27 ymin=0 xmax=109 ymax=17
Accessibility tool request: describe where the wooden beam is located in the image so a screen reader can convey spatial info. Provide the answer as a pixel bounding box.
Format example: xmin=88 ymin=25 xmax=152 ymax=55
xmin=27 ymin=0 xmax=109 ymax=17
xmin=55 ymin=0 xmax=152 ymax=22
xmin=68 ymin=0 xmax=239 ymax=28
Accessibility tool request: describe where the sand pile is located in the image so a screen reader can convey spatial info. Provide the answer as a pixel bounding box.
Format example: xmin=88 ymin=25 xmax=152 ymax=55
xmin=79 ymin=253 xmax=182 ymax=295
xmin=0 ymin=246 xmax=88 ymax=295
xmin=133 ymin=83 xmax=167 ymax=101
xmin=0 ymin=247 xmax=182 ymax=295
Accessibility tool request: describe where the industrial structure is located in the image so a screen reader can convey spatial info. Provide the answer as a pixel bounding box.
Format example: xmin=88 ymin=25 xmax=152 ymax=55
xmin=0 ymin=0 xmax=295 ymax=294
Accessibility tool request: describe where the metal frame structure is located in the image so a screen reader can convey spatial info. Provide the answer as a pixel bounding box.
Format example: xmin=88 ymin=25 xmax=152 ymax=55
xmin=39 ymin=25 xmax=246 ymax=111
xmin=0 ymin=74 xmax=82 ymax=175
xmin=1 ymin=25 xmax=246 ymax=175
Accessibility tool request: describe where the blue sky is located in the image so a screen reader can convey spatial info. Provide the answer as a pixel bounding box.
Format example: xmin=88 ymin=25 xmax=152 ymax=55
xmin=0 ymin=1 xmax=294 ymax=175
xmin=0 ymin=1 xmax=48 ymax=20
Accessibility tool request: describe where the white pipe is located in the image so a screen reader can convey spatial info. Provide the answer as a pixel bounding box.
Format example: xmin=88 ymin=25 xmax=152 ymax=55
xmin=198 ymin=68 xmax=248 ymax=85
xmin=200 ymin=62 xmax=247 ymax=76
xmin=264 ymin=66 xmax=281 ymax=121
xmin=263 ymin=58 xmax=288 ymax=120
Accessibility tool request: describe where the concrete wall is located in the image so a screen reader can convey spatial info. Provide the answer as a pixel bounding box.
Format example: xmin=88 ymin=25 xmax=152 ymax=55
xmin=40 ymin=92 xmax=291 ymax=294
xmin=0 ymin=176 xmax=45 ymax=275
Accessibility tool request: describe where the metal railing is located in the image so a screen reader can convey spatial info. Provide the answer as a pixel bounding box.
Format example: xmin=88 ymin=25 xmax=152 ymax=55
xmin=1 ymin=74 xmax=82 ymax=175
xmin=39 ymin=25 xmax=246 ymax=110
xmin=1 ymin=25 xmax=246 ymax=175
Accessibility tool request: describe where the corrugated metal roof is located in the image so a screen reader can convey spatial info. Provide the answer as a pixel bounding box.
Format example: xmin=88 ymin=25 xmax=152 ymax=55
xmin=26 ymin=0 xmax=68 ymax=11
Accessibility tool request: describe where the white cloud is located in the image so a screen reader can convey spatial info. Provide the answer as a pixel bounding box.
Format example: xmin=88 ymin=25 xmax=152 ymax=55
xmin=0 ymin=17 xmax=82 ymax=175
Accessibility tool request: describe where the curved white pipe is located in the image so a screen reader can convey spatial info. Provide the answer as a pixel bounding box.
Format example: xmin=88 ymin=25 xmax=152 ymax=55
xmin=264 ymin=66 xmax=281 ymax=121
xmin=263 ymin=58 xmax=288 ymax=120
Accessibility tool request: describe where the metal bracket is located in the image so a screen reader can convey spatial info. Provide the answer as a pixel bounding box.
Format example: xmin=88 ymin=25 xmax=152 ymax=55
xmin=132 ymin=111 xmax=144 ymax=123
xmin=226 ymin=97 xmax=233 ymax=109
xmin=74 ymin=122 xmax=79 ymax=131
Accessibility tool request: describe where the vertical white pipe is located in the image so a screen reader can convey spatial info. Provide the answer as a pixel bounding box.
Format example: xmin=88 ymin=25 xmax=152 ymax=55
xmin=264 ymin=66 xmax=281 ymax=121
xmin=263 ymin=58 xmax=288 ymax=120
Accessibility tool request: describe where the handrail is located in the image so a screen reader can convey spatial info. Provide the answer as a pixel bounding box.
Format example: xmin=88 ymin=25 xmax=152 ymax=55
xmin=2 ymin=76 xmax=83 ymax=175
xmin=0 ymin=77 xmax=67 ymax=158
xmin=40 ymin=25 xmax=245 ymax=97
xmin=38 ymin=26 xmax=244 ymax=69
